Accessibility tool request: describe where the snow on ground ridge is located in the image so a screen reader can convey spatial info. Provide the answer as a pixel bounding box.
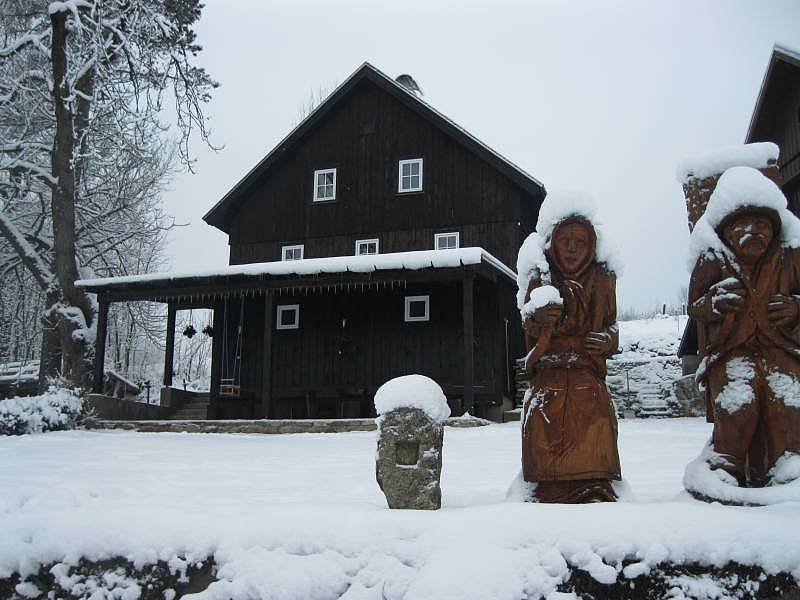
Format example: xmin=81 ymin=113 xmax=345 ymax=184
xmin=1 ymin=419 xmax=799 ymax=598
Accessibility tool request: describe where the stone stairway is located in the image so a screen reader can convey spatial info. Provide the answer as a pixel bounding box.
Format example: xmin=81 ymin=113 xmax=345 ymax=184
xmin=637 ymin=383 xmax=669 ymax=417
xmin=169 ymin=394 xmax=210 ymax=420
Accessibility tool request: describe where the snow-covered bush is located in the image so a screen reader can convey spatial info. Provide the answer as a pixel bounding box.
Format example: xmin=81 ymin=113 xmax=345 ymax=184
xmin=0 ymin=388 xmax=84 ymax=435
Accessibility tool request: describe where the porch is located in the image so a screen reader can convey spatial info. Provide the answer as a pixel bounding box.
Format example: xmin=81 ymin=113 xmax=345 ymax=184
xmin=76 ymin=248 xmax=522 ymax=421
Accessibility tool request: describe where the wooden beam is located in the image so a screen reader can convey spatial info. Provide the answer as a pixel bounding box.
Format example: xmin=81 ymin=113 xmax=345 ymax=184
xmin=88 ymin=265 xmax=494 ymax=303
xmin=208 ymin=299 xmax=224 ymax=419
xmin=163 ymin=303 xmax=176 ymax=387
xmin=261 ymin=293 xmax=274 ymax=419
xmin=463 ymin=272 xmax=475 ymax=414
xmin=92 ymin=300 xmax=109 ymax=394
xmin=497 ymin=282 xmax=510 ymax=397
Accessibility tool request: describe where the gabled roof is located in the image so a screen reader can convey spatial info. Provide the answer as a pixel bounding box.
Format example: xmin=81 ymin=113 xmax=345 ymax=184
xmin=203 ymin=62 xmax=545 ymax=232
xmin=746 ymin=45 xmax=800 ymax=143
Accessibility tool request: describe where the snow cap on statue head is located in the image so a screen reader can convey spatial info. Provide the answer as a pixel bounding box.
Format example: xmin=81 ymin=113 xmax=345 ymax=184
xmin=534 ymin=191 xmax=619 ymax=274
xmin=515 ymin=190 xmax=621 ymax=309
xmin=706 ymin=167 xmax=783 ymax=238
xmin=688 ymin=166 xmax=800 ymax=267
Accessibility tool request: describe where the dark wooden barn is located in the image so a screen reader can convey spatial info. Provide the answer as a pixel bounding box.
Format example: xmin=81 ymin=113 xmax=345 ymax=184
xmin=79 ymin=62 xmax=547 ymax=421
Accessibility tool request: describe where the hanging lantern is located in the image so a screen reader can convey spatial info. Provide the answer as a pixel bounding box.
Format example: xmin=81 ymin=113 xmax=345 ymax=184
xmin=202 ymin=325 xmax=214 ymax=337
xmin=183 ymin=324 xmax=197 ymax=338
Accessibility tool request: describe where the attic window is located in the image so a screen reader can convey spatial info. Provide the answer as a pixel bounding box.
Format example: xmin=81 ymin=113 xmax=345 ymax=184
xmin=355 ymin=238 xmax=379 ymax=255
xmin=282 ymin=244 xmax=304 ymax=261
xmin=276 ymin=304 xmax=300 ymax=330
xmin=435 ymin=232 xmax=459 ymax=250
xmin=398 ymin=159 xmax=423 ymax=193
xmin=404 ymin=295 xmax=430 ymax=322
xmin=313 ymin=168 xmax=336 ymax=202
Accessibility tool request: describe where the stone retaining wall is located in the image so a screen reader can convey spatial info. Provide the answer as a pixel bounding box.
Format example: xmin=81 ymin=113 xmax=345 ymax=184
xmin=86 ymin=394 xmax=172 ymax=421
xmin=85 ymin=414 xmax=493 ymax=434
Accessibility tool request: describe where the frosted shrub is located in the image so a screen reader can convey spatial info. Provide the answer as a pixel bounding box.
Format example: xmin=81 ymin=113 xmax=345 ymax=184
xmin=0 ymin=388 xmax=84 ymax=435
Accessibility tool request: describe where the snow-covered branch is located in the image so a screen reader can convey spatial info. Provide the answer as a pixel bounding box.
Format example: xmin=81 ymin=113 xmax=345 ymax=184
xmin=0 ymin=142 xmax=52 ymax=154
xmin=0 ymin=157 xmax=58 ymax=187
xmin=0 ymin=29 xmax=51 ymax=59
xmin=0 ymin=207 xmax=54 ymax=290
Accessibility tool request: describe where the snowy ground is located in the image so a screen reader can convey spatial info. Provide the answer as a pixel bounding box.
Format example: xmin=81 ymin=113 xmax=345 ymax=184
xmin=2 ymin=419 xmax=800 ymax=599
xmin=616 ymin=315 xmax=688 ymax=360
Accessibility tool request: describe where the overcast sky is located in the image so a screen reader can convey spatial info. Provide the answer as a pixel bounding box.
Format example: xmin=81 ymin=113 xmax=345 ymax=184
xmin=161 ymin=0 xmax=800 ymax=312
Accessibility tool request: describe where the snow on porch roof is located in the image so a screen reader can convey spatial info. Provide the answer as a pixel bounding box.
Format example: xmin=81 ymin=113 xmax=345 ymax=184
xmin=76 ymin=248 xmax=516 ymax=294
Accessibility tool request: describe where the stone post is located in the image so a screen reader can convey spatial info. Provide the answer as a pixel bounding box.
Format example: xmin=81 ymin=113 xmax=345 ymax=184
xmin=374 ymin=375 xmax=450 ymax=510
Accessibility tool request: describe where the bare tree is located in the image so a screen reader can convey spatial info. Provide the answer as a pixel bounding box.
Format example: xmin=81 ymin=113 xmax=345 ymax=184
xmin=0 ymin=0 xmax=216 ymax=387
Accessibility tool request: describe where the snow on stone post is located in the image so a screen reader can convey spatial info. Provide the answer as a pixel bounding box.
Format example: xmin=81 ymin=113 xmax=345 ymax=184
xmin=676 ymin=142 xmax=780 ymax=231
xmin=374 ymin=375 xmax=450 ymax=510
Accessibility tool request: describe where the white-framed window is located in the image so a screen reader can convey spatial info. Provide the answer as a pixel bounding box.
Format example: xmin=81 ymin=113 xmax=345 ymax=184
xmin=313 ymin=168 xmax=336 ymax=201
xmin=398 ymin=158 xmax=423 ymax=193
xmin=281 ymin=244 xmax=304 ymax=261
xmin=355 ymin=238 xmax=379 ymax=255
xmin=404 ymin=295 xmax=430 ymax=322
xmin=434 ymin=232 xmax=460 ymax=250
xmin=276 ymin=304 xmax=300 ymax=330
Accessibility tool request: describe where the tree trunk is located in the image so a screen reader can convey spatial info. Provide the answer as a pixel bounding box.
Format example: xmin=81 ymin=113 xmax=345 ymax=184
xmin=49 ymin=10 xmax=97 ymax=387
xmin=38 ymin=287 xmax=62 ymax=389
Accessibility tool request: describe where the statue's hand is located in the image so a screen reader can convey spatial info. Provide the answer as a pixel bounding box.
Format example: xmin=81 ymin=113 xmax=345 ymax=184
xmin=532 ymin=304 xmax=563 ymax=328
xmin=767 ymin=294 xmax=799 ymax=326
xmin=585 ymin=331 xmax=613 ymax=355
xmin=709 ymin=279 xmax=747 ymax=314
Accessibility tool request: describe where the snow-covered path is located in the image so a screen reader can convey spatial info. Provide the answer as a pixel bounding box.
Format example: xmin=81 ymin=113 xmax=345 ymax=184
xmin=1 ymin=419 xmax=799 ymax=599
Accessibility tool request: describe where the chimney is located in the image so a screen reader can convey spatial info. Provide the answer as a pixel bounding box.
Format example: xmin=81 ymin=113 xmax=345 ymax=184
xmin=677 ymin=143 xmax=781 ymax=231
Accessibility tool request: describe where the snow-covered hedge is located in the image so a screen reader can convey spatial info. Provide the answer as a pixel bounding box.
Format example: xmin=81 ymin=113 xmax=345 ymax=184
xmin=0 ymin=388 xmax=84 ymax=436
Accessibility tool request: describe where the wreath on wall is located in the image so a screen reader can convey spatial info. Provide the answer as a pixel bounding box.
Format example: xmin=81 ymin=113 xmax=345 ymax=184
xmin=337 ymin=334 xmax=354 ymax=357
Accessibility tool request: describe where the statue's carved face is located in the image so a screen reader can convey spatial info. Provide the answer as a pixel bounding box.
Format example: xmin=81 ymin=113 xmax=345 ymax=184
xmin=722 ymin=214 xmax=775 ymax=263
xmin=552 ymin=222 xmax=592 ymax=275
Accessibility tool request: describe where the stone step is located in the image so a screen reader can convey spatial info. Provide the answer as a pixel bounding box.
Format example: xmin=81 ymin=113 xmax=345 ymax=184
xmin=180 ymin=401 xmax=209 ymax=409
xmin=170 ymin=410 xmax=208 ymax=420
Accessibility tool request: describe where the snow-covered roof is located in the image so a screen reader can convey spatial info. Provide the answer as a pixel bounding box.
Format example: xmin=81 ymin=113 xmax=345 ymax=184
xmin=76 ymin=248 xmax=516 ymax=293
xmin=675 ymin=142 xmax=779 ymax=184
xmin=203 ymin=62 xmax=545 ymax=231
xmin=106 ymin=369 xmax=140 ymax=393
xmin=746 ymin=44 xmax=800 ymax=143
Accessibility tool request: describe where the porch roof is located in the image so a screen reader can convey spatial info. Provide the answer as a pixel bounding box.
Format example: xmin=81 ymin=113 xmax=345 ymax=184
xmin=76 ymin=247 xmax=516 ymax=303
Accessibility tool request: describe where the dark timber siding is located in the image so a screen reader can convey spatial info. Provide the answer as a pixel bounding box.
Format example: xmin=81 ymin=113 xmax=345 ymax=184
xmin=212 ymin=276 xmax=522 ymax=420
xmin=226 ymin=79 xmax=538 ymax=270
xmin=748 ymin=59 xmax=800 ymax=215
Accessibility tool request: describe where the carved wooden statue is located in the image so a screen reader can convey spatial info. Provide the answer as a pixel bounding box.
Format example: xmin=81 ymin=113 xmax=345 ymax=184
xmin=688 ymin=167 xmax=800 ymax=491
xmin=519 ymin=204 xmax=621 ymax=503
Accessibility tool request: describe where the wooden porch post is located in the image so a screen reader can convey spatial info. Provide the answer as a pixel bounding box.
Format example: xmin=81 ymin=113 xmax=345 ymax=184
xmin=163 ymin=303 xmax=176 ymax=387
xmin=208 ymin=299 xmax=223 ymax=419
xmin=92 ymin=298 xmax=109 ymax=394
xmin=463 ymin=271 xmax=475 ymax=414
xmin=261 ymin=293 xmax=274 ymax=419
